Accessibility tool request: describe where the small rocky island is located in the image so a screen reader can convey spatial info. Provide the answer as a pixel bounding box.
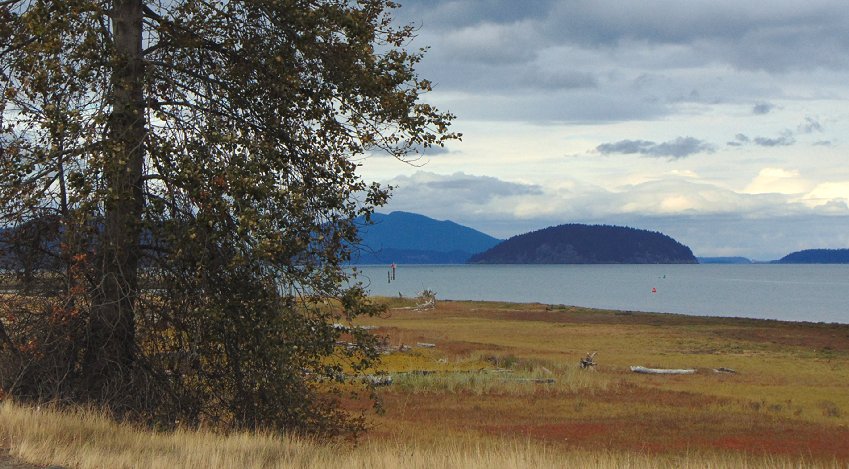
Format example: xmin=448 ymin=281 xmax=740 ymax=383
xmin=469 ymin=224 xmax=697 ymax=264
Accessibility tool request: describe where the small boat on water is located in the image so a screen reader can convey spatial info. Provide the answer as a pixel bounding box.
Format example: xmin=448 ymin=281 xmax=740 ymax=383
xmin=630 ymin=365 xmax=696 ymax=375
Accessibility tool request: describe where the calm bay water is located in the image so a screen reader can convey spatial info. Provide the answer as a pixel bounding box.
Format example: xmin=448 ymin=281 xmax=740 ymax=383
xmin=351 ymin=264 xmax=849 ymax=324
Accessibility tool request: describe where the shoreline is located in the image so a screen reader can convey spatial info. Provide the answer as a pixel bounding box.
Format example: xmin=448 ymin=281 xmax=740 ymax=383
xmin=486 ymin=299 xmax=849 ymax=326
xmin=355 ymin=263 xmax=849 ymax=324
xmin=420 ymin=298 xmax=849 ymax=326
xmin=382 ymin=296 xmax=849 ymax=330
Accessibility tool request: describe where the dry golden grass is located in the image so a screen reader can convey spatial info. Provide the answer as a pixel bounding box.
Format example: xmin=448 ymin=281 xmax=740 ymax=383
xmin=0 ymin=400 xmax=834 ymax=469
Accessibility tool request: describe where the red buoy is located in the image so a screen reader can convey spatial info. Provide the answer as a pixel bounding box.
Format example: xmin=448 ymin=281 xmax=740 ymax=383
xmin=651 ymin=287 xmax=657 ymax=293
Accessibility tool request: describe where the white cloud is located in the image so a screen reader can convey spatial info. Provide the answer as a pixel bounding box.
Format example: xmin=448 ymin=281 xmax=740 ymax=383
xmin=744 ymin=168 xmax=811 ymax=195
xmin=802 ymin=182 xmax=849 ymax=209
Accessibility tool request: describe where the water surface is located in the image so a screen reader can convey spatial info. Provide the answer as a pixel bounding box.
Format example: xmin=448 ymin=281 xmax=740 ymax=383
xmin=351 ymin=264 xmax=849 ymax=323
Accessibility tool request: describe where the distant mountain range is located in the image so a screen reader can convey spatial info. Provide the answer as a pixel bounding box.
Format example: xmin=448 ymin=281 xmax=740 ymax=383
xmin=469 ymin=224 xmax=697 ymax=264
xmin=351 ymin=211 xmax=501 ymax=264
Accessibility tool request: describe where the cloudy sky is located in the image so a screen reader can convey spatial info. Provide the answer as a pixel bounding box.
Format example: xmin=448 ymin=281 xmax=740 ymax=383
xmin=360 ymin=0 xmax=849 ymax=260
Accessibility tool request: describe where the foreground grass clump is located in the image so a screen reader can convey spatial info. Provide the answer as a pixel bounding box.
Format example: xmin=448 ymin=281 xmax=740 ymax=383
xmin=0 ymin=400 xmax=828 ymax=469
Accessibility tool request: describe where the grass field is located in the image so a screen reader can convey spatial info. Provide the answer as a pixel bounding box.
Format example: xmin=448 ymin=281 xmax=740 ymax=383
xmin=2 ymin=298 xmax=848 ymax=468
xmin=363 ymin=298 xmax=849 ymax=463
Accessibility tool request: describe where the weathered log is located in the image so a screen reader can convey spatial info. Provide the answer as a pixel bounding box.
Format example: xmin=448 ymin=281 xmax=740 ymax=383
xmin=580 ymin=351 xmax=597 ymax=370
xmin=413 ymin=299 xmax=436 ymax=311
xmin=630 ymin=366 xmax=696 ymax=375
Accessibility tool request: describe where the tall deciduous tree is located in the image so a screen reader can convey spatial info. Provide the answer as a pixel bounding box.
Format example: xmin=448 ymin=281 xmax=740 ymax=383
xmin=0 ymin=0 xmax=457 ymax=435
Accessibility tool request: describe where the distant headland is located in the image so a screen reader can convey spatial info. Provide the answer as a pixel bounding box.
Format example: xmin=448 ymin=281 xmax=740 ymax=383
xmin=775 ymin=248 xmax=849 ymax=264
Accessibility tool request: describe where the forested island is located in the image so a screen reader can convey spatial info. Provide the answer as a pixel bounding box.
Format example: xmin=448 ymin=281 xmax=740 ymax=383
xmin=776 ymin=248 xmax=849 ymax=263
xmin=469 ymin=224 xmax=697 ymax=264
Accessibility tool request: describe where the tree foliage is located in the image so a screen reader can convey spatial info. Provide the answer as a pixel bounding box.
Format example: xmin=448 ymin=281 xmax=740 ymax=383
xmin=0 ymin=0 xmax=457 ymax=436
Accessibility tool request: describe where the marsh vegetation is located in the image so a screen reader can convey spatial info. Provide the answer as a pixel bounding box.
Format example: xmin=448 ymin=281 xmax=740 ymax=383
xmin=3 ymin=299 xmax=848 ymax=467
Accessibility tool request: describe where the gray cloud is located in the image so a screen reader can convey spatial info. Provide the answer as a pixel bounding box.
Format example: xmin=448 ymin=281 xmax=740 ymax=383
xmin=385 ymin=171 xmax=543 ymax=210
xmin=367 ymin=143 xmax=451 ymax=161
xmin=435 ymin=90 xmax=670 ymax=123
xmin=521 ymin=68 xmax=598 ymax=91
xmin=397 ymin=0 xmax=849 ymax=127
xmin=423 ymin=61 xmax=598 ymax=93
xmin=798 ymin=117 xmax=824 ymax=133
xmin=727 ymin=134 xmax=750 ymax=146
xmin=403 ymin=0 xmax=849 ymax=71
xmin=411 ymin=144 xmax=450 ymax=156
xmin=557 ymin=1 xmax=849 ymax=73
xmin=729 ymin=130 xmax=797 ymax=147
xmin=394 ymin=0 xmax=551 ymax=30
xmin=597 ymin=140 xmax=659 ymax=155
xmin=752 ymin=102 xmax=774 ymax=115
xmin=434 ymin=21 xmax=541 ymax=65
xmin=754 ymin=131 xmax=796 ymax=147
xmin=425 ymin=175 xmax=540 ymax=196
xmin=596 ymin=137 xmax=715 ymax=159
xmin=728 ymin=124 xmax=829 ymax=148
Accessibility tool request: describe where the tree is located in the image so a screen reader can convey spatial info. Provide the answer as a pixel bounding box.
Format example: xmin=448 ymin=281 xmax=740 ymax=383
xmin=0 ymin=0 xmax=457 ymax=436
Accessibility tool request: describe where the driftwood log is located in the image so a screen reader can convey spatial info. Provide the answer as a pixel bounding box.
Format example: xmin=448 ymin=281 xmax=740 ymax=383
xmin=391 ymin=289 xmax=438 ymax=311
xmin=579 ymin=352 xmax=597 ymax=370
xmin=630 ymin=366 xmax=696 ymax=375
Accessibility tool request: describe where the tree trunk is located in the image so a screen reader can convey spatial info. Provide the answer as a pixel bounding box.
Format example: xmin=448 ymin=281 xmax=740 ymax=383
xmin=84 ymin=0 xmax=146 ymax=403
